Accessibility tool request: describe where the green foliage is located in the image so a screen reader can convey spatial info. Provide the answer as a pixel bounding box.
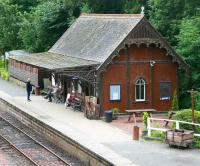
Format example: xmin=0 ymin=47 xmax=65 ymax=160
xmin=112 ymin=108 xmax=119 ymax=120
xmin=173 ymin=109 xmax=200 ymax=133
xmin=194 ymin=137 xmax=200 ymax=148
xmin=151 ymin=123 xmax=165 ymax=141
xmin=87 ymin=0 xmax=124 ymax=14
xmin=86 ymin=0 xmax=143 ymax=14
xmin=176 ymin=15 xmax=200 ymax=108
xmin=123 ymin=0 xmax=141 ymax=14
xmin=81 ymin=3 xmax=91 ymax=13
xmin=143 ymin=112 xmax=149 ymax=129
xmin=9 ymin=0 xmax=38 ymax=12
xmin=151 ymin=130 xmax=165 ymax=141
xmin=178 ymin=71 xmax=191 ymax=109
xmin=171 ymin=90 xmax=179 ymax=111
xmin=0 ymin=59 xmax=9 ymax=80
xmin=0 ymin=69 xmax=9 ymax=81
xmin=18 ymin=1 xmax=69 ymax=52
xmin=112 ymin=108 xmax=119 ymax=114
xmin=149 ymin=0 xmax=199 ymax=46
xmin=195 ymin=92 xmax=200 ymax=111
xmin=0 ymin=0 xmax=22 ymax=53
xmin=0 ymin=60 xmax=5 ymax=68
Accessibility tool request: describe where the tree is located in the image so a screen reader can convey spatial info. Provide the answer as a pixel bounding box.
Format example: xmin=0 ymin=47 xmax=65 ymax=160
xmin=195 ymin=92 xmax=200 ymax=111
xmin=9 ymin=0 xmax=38 ymax=12
xmin=177 ymin=15 xmax=200 ymax=108
xmin=171 ymin=90 xmax=179 ymax=111
xmin=123 ymin=0 xmax=141 ymax=14
xmin=148 ymin=0 xmax=199 ymax=46
xmin=87 ymin=0 xmax=124 ymax=13
xmin=0 ymin=0 xmax=21 ymax=53
xmin=18 ymin=1 xmax=69 ymax=52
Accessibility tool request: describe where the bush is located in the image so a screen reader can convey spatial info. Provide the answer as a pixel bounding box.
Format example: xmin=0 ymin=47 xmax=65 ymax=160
xmin=0 ymin=69 xmax=9 ymax=81
xmin=195 ymin=92 xmax=200 ymax=111
xmin=171 ymin=90 xmax=179 ymax=111
xmin=151 ymin=130 xmax=165 ymax=141
xmin=143 ymin=112 xmax=149 ymax=129
xmin=172 ymin=109 xmax=200 ymax=133
xmin=112 ymin=108 xmax=119 ymax=120
xmin=194 ymin=137 xmax=200 ymax=148
xmin=113 ymin=108 xmax=119 ymax=114
xmin=151 ymin=123 xmax=165 ymax=141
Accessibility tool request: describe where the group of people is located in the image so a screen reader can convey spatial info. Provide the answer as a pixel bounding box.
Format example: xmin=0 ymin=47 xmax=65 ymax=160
xmin=44 ymin=85 xmax=63 ymax=102
xmin=26 ymin=78 xmax=63 ymax=103
xmin=26 ymin=78 xmax=77 ymax=108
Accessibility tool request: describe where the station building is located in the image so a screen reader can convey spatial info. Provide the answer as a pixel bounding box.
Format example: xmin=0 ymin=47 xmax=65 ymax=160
xmin=9 ymin=14 xmax=188 ymax=112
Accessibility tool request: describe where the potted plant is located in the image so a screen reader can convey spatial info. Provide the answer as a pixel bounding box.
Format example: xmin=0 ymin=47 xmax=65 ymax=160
xmin=112 ymin=108 xmax=119 ymax=120
xmin=142 ymin=112 xmax=149 ymax=136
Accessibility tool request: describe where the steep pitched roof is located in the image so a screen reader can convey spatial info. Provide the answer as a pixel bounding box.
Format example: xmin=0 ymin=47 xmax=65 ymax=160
xmin=97 ymin=17 xmax=188 ymax=72
xmin=49 ymin=14 xmax=144 ymax=63
xmin=11 ymin=14 xmax=187 ymax=73
xmin=49 ymin=14 xmax=187 ymax=71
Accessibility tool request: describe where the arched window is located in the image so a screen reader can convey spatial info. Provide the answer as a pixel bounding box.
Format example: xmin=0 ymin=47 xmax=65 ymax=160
xmin=135 ymin=78 xmax=146 ymax=101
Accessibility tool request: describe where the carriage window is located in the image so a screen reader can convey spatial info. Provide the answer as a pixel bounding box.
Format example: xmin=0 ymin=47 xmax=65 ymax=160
xmin=110 ymin=85 xmax=121 ymax=101
xmin=135 ymin=78 xmax=146 ymax=101
xmin=160 ymin=82 xmax=171 ymax=100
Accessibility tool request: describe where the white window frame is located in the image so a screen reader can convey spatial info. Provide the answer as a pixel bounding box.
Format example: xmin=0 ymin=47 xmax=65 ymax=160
xmin=135 ymin=78 xmax=146 ymax=102
xmin=110 ymin=84 xmax=121 ymax=101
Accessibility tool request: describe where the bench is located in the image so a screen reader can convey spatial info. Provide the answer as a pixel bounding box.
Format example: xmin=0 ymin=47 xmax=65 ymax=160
xmin=125 ymin=109 xmax=156 ymax=124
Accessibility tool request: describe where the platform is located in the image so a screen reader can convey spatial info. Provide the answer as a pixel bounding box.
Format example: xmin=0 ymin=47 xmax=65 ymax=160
xmin=0 ymin=78 xmax=200 ymax=166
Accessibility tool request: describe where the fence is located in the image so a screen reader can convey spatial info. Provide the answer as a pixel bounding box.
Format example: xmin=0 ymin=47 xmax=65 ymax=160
xmin=147 ymin=117 xmax=200 ymax=137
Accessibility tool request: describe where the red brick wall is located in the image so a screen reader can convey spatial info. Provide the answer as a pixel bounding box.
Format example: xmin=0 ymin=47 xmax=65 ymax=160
xmin=101 ymin=44 xmax=178 ymax=112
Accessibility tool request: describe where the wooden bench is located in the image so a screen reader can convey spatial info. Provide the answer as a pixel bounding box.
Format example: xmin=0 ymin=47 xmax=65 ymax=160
xmin=125 ymin=109 xmax=156 ymax=124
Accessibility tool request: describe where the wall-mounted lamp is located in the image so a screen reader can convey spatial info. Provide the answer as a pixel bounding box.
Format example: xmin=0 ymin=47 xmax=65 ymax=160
xmin=150 ymin=60 xmax=156 ymax=67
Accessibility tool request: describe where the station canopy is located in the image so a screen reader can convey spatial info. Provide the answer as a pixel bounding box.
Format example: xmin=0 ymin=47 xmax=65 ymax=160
xmin=11 ymin=52 xmax=100 ymax=70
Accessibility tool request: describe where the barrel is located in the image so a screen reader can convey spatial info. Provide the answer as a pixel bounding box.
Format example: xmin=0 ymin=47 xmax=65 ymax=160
xmin=104 ymin=110 xmax=113 ymax=122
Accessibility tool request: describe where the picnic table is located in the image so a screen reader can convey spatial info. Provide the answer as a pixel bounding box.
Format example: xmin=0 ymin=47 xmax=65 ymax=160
xmin=125 ymin=109 xmax=156 ymax=124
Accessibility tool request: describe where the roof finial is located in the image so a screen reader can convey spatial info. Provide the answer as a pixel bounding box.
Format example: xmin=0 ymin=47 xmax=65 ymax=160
xmin=141 ymin=6 xmax=145 ymax=15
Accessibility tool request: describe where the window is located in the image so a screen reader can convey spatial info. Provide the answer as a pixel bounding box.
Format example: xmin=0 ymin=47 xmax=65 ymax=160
xmin=160 ymin=82 xmax=171 ymax=100
xmin=135 ymin=78 xmax=146 ymax=101
xmin=110 ymin=85 xmax=121 ymax=101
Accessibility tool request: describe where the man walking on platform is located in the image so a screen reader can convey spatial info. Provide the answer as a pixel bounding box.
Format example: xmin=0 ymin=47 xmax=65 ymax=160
xmin=26 ymin=78 xmax=32 ymax=101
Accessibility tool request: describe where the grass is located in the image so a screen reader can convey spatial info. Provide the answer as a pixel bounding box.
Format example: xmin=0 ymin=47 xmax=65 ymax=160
xmin=0 ymin=60 xmax=9 ymax=81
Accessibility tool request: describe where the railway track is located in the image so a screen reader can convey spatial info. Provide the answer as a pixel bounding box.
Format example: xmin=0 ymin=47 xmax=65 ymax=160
xmin=0 ymin=115 xmax=72 ymax=166
xmin=0 ymin=132 xmax=37 ymax=166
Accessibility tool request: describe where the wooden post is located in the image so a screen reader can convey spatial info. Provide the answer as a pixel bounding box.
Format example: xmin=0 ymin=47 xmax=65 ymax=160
xmin=187 ymin=89 xmax=198 ymax=123
xmin=192 ymin=93 xmax=195 ymax=123
xmin=125 ymin=45 xmax=130 ymax=110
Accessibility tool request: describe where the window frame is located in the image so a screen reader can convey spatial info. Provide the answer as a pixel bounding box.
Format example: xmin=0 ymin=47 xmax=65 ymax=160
xmin=160 ymin=81 xmax=171 ymax=101
xmin=135 ymin=78 xmax=146 ymax=102
xmin=109 ymin=84 xmax=121 ymax=102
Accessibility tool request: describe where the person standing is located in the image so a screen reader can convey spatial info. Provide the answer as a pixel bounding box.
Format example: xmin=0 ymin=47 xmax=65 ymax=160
xmin=26 ymin=78 xmax=32 ymax=101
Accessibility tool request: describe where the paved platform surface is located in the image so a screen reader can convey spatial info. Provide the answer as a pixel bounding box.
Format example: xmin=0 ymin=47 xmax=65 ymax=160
xmin=0 ymin=79 xmax=200 ymax=166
